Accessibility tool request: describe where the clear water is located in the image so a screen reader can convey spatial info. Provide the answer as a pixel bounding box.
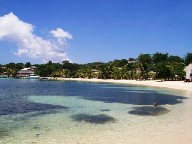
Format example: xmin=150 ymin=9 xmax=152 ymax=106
xmin=0 ymin=79 xmax=192 ymax=144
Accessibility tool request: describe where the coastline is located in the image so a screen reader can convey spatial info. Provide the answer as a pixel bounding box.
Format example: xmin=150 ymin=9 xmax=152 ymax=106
xmin=53 ymin=78 xmax=192 ymax=92
xmin=1 ymin=77 xmax=192 ymax=144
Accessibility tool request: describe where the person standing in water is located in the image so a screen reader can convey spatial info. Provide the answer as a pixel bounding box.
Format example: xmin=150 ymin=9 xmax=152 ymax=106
xmin=153 ymin=102 xmax=158 ymax=106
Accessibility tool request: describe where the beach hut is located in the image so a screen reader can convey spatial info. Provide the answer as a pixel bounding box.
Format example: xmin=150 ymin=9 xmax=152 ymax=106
xmin=184 ymin=63 xmax=192 ymax=82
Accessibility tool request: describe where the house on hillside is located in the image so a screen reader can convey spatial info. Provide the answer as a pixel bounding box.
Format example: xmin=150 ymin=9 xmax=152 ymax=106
xmin=128 ymin=58 xmax=136 ymax=64
xmin=184 ymin=63 xmax=192 ymax=82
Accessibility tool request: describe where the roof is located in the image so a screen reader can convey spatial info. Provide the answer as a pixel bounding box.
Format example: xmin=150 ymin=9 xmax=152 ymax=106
xmin=184 ymin=63 xmax=192 ymax=71
xmin=21 ymin=68 xmax=31 ymax=71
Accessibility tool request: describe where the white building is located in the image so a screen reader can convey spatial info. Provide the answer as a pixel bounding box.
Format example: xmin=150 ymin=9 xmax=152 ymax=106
xmin=184 ymin=63 xmax=192 ymax=81
xmin=17 ymin=67 xmax=35 ymax=78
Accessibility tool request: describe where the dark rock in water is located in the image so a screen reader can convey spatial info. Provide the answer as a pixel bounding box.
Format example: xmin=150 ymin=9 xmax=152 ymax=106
xmin=71 ymin=114 xmax=116 ymax=124
xmin=128 ymin=106 xmax=169 ymax=116
xmin=100 ymin=109 xmax=110 ymax=112
xmin=36 ymin=133 xmax=40 ymax=137
xmin=33 ymin=126 xmax=41 ymax=130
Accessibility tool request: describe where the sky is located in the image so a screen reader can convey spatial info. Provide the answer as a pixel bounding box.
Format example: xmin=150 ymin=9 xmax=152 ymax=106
xmin=0 ymin=0 xmax=192 ymax=64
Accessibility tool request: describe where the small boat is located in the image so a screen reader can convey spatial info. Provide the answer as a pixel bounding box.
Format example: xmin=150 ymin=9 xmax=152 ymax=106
xmin=0 ymin=75 xmax=8 ymax=78
xmin=28 ymin=74 xmax=40 ymax=79
xmin=39 ymin=77 xmax=51 ymax=80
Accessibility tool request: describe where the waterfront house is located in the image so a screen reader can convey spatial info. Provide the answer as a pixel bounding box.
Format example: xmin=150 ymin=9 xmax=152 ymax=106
xmin=17 ymin=67 xmax=35 ymax=78
xmin=184 ymin=63 xmax=192 ymax=81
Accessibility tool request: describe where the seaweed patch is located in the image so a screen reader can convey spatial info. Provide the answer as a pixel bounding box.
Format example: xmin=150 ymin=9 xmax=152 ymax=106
xmin=71 ymin=114 xmax=116 ymax=124
xmin=128 ymin=106 xmax=169 ymax=116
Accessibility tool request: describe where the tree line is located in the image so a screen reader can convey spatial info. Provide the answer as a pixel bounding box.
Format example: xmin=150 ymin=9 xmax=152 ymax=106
xmin=0 ymin=52 xmax=192 ymax=81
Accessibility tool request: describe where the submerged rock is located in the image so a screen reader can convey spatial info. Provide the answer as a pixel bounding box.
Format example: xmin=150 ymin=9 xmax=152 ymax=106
xmin=100 ymin=109 xmax=110 ymax=112
xmin=36 ymin=133 xmax=40 ymax=137
xmin=33 ymin=126 xmax=41 ymax=130
xmin=128 ymin=106 xmax=169 ymax=116
xmin=71 ymin=114 xmax=116 ymax=124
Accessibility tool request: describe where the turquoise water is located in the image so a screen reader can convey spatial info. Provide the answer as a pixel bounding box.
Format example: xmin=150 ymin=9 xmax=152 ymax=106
xmin=0 ymin=79 xmax=191 ymax=144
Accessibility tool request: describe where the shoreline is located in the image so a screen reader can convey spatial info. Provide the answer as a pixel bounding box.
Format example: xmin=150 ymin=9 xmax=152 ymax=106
xmin=53 ymin=78 xmax=192 ymax=92
xmin=1 ymin=77 xmax=192 ymax=144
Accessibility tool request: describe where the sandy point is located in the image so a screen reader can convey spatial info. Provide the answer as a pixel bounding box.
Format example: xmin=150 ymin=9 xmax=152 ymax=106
xmin=53 ymin=78 xmax=192 ymax=92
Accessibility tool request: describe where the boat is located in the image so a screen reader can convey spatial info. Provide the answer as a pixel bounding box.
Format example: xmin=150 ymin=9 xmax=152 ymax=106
xmin=39 ymin=77 xmax=51 ymax=80
xmin=0 ymin=75 xmax=8 ymax=78
xmin=28 ymin=74 xmax=40 ymax=79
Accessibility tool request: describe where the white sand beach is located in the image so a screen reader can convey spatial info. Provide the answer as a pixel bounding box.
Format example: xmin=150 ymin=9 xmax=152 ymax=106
xmin=55 ymin=78 xmax=192 ymax=92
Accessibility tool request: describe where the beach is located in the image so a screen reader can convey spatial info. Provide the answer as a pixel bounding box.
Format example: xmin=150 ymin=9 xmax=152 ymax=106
xmin=1 ymin=78 xmax=192 ymax=144
xmin=45 ymin=78 xmax=192 ymax=144
xmin=55 ymin=78 xmax=192 ymax=92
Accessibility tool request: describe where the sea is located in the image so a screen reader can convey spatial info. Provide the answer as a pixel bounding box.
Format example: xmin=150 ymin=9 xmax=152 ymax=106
xmin=0 ymin=78 xmax=192 ymax=144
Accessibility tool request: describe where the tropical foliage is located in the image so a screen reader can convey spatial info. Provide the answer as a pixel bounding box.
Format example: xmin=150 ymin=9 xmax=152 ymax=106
xmin=0 ymin=52 xmax=191 ymax=81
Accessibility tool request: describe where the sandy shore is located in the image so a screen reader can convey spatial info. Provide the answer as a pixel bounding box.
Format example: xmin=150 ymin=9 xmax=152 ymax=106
xmin=54 ymin=78 xmax=192 ymax=92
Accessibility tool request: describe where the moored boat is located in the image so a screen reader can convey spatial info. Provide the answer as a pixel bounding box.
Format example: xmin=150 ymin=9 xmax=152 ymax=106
xmin=28 ymin=74 xmax=40 ymax=79
xmin=0 ymin=75 xmax=8 ymax=78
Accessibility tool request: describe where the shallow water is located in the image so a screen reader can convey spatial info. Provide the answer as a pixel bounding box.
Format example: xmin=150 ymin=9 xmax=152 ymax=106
xmin=0 ymin=79 xmax=192 ymax=144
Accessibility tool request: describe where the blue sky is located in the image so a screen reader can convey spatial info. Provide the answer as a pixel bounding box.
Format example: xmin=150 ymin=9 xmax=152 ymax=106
xmin=0 ymin=0 xmax=192 ymax=64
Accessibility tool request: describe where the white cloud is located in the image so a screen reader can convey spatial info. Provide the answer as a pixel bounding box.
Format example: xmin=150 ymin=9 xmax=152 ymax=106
xmin=50 ymin=28 xmax=72 ymax=39
xmin=49 ymin=28 xmax=73 ymax=47
xmin=0 ymin=12 xmax=72 ymax=63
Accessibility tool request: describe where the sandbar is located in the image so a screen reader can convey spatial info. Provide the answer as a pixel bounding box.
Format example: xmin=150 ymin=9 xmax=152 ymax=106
xmin=54 ymin=78 xmax=192 ymax=92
